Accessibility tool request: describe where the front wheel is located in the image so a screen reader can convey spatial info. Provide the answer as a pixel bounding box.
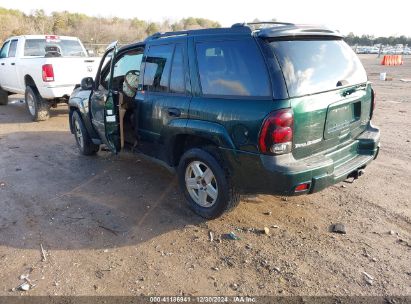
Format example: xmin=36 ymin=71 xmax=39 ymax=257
xmin=71 ymin=111 xmax=99 ymax=155
xmin=178 ymin=147 xmax=240 ymax=219
xmin=25 ymin=86 xmax=50 ymax=121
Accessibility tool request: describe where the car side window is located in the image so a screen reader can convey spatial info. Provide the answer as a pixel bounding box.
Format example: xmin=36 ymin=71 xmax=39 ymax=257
xmin=8 ymin=40 xmax=18 ymax=57
xmin=102 ymin=50 xmax=143 ymax=90
xmin=143 ymin=44 xmax=173 ymax=93
xmin=170 ymin=44 xmax=185 ymax=94
xmin=0 ymin=41 xmax=10 ymax=59
xmin=98 ymin=51 xmax=113 ymax=90
xmin=196 ymin=39 xmax=271 ymax=97
xmin=112 ymin=51 xmax=143 ymax=79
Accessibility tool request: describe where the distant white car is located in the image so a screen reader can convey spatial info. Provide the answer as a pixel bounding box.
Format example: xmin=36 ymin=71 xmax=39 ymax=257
xmin=0 ymin=35 xmax=99 ymax=121
xmin=369 ymin=47 xmax=379 ymax=54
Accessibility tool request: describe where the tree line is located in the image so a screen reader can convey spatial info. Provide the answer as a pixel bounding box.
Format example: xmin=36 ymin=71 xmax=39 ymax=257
xmin=1 ymin=7 xmax=409 ymax=48
xmin=0 ymin=7 xmax=220 ymax=45
xmin=344 ymin=32 xmax=409 ymax=46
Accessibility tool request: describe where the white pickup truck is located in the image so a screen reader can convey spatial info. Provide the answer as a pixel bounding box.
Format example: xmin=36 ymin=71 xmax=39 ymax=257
xmin=0 ymin=35 xmax=99 ymax=121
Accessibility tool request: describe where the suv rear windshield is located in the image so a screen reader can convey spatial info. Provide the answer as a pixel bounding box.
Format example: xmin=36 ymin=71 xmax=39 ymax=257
xmin=24 ymin=39 xmax=85 ymax=57
xmin=268 ymin=39 xmax=367 ymax=97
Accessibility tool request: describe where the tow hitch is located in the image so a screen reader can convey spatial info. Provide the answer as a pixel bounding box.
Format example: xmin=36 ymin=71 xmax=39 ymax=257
xmin=346 ymin=168 xmax=365 ymax=181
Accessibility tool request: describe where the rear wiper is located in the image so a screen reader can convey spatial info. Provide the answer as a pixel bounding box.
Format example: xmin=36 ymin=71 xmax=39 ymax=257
xmin=341 ymin=87 xmax=357 ymax=97
xmin=336 ymin=79 xmax=349 ymax=87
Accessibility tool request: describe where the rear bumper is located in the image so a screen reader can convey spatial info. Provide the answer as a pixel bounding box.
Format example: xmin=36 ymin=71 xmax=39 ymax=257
xmin=227 ymin=123 xmax=380 ymax=195
xmin=38 ymin=84 xmax=76 ymax=99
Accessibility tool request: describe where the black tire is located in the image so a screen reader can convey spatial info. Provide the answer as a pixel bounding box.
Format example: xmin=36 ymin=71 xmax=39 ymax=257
xmin=71 ymin=111 xmax=99 ymax=156
xmin=25 ymin=86 xmax=50 ymax=121
xmin=178 ymin=147 xmax=240 ymax=219
xmin=0 ymin=87 xmax=8 ymax=105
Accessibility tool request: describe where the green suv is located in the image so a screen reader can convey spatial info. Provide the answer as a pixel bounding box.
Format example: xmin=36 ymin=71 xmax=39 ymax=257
xmin=69 ymin=22 xmax=380 ymax=219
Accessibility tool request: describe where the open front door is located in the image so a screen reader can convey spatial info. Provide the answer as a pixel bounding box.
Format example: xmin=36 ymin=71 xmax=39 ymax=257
xmin=103 ymin=90 xmax=121 ymax=153
xmin=90 ymin=41 xmax=121 ymax=154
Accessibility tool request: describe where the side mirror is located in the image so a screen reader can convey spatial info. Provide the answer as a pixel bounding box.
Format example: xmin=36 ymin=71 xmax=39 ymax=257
xmin=81 ymin=77 xmax=94 ymax=90
xmin=86 ymin=49 xmax=95 ymax=56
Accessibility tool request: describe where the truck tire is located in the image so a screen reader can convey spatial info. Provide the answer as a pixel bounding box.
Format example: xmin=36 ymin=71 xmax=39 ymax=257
xmin=71 ymin=111 xmax=99 ymax=155
xmin=0 ymin=88 xmax=8 ymax=105
xmin=178 ymin=147 xmax=240 ymax=219
xmin=25 ymin=86 xmax=50 ymax=121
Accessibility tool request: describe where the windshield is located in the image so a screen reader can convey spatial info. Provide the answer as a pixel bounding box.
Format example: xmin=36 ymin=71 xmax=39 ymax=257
xmin=268 ymin=39 xmax=367 ymax=97
xmin=24 ymin=39 xmax=86 ymax=57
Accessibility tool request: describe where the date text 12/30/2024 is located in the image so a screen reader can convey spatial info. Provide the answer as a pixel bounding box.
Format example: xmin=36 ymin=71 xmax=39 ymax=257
xmin=149 ymin=296 xmax=256 ymax=303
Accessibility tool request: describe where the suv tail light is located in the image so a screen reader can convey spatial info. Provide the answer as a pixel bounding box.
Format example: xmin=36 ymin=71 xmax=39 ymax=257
xmin=370 ymin=88 xmax=376 ymax=119
xmin=42 ymin=64 xmax=54 ymax=82
xmin=259 ymin=109 xmax=293 ymax=155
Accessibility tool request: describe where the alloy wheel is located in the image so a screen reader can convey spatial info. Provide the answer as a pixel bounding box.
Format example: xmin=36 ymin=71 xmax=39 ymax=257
xmin=185 ymin=160 xmax=218 ymax=208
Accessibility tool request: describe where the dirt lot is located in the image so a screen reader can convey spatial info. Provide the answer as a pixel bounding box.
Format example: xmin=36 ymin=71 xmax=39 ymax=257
xmin=0 ymin=55 xmax=410 ymax=297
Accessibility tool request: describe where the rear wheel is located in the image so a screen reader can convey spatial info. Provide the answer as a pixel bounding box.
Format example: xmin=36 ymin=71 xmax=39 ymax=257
xmin=0 ymin=87 xmax=8 ymax=105
xmin=178 ymin=147 xmax=240 ymax=219
xmin=25 ymin=86 xmax=50 ymax=121
xmin=71 ymin=111 xmax=99 ymax=155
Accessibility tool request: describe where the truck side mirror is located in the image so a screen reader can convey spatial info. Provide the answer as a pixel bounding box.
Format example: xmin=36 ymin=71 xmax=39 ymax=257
xmin=81 ymin=77 xmax=94 ymax=90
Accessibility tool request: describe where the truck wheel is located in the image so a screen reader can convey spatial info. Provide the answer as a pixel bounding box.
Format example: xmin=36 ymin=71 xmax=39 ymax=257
xmin=0 ymin=88 xmax=8 ymax=105
xmin=25 ymin=86 xmax=50 ymax=121
xmin=178 ymin=147 xmax=240 ymax=219
xmin=71 ymin=111 xmax=99 ymax=155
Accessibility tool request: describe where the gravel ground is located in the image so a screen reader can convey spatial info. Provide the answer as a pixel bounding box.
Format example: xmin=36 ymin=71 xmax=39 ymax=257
xmin=0 ymin=55 xmax=410 ymax=297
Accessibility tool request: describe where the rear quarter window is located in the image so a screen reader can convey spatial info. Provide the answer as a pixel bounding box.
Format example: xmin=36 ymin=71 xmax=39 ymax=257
xmin=196 ymin=39 xmax=271 ymax=97
xmin=269 ymin=39 xmax=367 ymax=97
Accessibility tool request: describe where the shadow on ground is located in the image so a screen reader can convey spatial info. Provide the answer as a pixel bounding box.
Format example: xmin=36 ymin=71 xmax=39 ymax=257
xmin=0 ymin=129 xmax=204 ymax=251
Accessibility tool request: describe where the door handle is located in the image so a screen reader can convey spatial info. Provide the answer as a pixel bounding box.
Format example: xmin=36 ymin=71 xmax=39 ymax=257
xmin=0 ymin=63 xmax=4 ymax=66
xmin=167 ymin=108 xmax=181 ymax=117
xmin=11 ymin=62 xmax=15 ymax=65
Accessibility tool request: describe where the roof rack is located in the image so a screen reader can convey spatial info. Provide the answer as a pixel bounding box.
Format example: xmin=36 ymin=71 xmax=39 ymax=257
xmin=232 ymin=21 xmax=294 ymax=29
xmin=145 ymin=26 xmax=252 ymax=41
xmin=145 ymin=31 xmax=189 ymax=41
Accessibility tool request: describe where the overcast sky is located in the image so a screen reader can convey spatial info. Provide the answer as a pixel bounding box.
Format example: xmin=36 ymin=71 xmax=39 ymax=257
xmin=0 ymin=0 xmax=409 ymax=37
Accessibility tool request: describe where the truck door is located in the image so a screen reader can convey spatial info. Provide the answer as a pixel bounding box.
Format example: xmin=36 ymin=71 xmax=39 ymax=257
xmin=135 ymin=39 xmax=191 ymax=162
xmin=4 ymin=39 xmax=19 ymax=91
xmin=90 ymin=42 xmax=121 ymax=153
xmin=0 ymin=40 xmax=11 ymax=90
xmin=0 ymin=39 xmax=19 ymax=91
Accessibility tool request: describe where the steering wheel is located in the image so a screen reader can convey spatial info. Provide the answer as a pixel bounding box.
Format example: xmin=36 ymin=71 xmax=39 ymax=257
xmin=125 ymin=70 xmax=140 ymax=78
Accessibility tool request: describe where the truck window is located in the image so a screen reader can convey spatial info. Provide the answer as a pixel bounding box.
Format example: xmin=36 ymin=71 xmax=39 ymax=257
xmin=8 ymin=40 xmax=18 ymax=57
xmin=143 ymin=44 xmax=174 ymax=93
xmin=170 ymin=44 xmax=185 ymax=94
xmin=24 ymin=39 xmax=86 ymax=57
xmin=196 ymin=39 xmax=271 ymax=97
xmin=0 ymin=41 xmax=10 ymax=59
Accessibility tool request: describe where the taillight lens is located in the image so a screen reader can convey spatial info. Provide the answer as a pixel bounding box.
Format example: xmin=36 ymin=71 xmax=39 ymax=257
xmin=370 ymin=88 xmax=376 ymax=119
xmin=42 ymin=64 xmax=54 ymax=82
xmin=295 ymin=183 xmax=310 ymax=192
xmin=259 ymin=109 xmax=293 ymax=155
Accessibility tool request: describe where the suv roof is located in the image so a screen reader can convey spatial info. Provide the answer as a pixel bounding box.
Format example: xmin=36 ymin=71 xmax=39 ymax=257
xmin=144 ymin=22 xmax=342 ymax=42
